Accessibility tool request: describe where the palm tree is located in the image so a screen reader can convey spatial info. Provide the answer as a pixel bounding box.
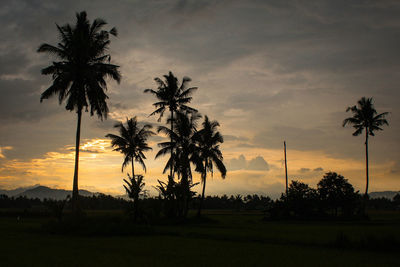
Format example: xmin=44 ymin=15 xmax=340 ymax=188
xmin=156 ymin=111 xmax=201 ymax=180
xmin=343 ymin=97 xmax=389 ymax=197
xmin=38 ymin=11 xmax=121 ymax=212
xmin=194 ymin=116 xmax=227 ymax=216
xmin=144 ymin=72 xmax=198 ymax=178
xmin=123 ymin=174 xmax=145 ymax=221
xmin=156 ymin=111 xmax=201 ymax=217
xmin=106 ymin=117 xmax=154 ymax=177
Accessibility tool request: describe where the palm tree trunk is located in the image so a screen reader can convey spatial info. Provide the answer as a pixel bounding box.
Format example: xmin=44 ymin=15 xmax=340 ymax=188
xmin=197 ymin=171 xmax=207 ymax=217
xmin=365 ymin=130 xmax=369 ymax=197
xmin=284 ymin=141 xmax=288 ymax=196
xmin=72 ymin=109 xmax=82 ymax=214
xmin=170 ymin=109 xmax=174 ymax=179
xmin=131 ymin=158 xmax=135 ymax=177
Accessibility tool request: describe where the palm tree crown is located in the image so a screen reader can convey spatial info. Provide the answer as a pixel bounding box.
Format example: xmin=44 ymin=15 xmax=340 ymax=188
xmin=144 ymin=71 xmax=197 ymax=122
xmin=156 ymin=111 xmax=202 ymax=179
xmin=106 ymin=117 xmax=154 ymax=176
xmin=194 ymin=116 xmax=227 ymax=179
xmin=343 ymin=97 xmax=389 ymax=138
xmin=38 ymin=11 xmax=121 ymax=118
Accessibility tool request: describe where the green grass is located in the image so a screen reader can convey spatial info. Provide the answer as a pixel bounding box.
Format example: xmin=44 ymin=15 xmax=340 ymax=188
xmin=1 ymin=210 xmax=399 ymax=266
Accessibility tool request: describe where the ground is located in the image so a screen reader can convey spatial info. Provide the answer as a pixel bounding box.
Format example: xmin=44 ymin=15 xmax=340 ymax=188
xmin=0 ymin=210 xmax=399 ymax=266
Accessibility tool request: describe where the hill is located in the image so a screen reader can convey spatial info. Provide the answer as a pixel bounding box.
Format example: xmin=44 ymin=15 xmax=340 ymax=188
xmin=369 ymin=191 xmax=400 ymax=200
xmin=0 ymin=185 xmax=95 ymax=200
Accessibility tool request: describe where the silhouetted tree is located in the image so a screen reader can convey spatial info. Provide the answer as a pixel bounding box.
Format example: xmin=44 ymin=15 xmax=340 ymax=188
xmin=193 ymin=116 xmax=227 ymax=216
xmin=156 ymin=111 xmax=201 ymax=217
xmin=106 ymin=117 xmax=154 ymax=177
xmin=144 ymin=72 xmax=198 ymax=178
xmin=123 ymin=174 xmax=145 ymax=221
xmin=343 ymin=97 xmax=389 ymax=197
xmin=155 ymin=175 xmax=177 ymax=217
xmin=38 ymin=11 xmax=121 ymax=213
xmin=318 ymin=172 xmax=358 ymax=217
xmin=284 ymin=180 xmax=318 ymax=218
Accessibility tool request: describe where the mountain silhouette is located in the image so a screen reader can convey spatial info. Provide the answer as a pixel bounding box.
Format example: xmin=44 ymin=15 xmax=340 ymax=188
xmin=369 ymin=191 xmax=400 ymax=200
xmin=0 ymin=184 xmax=40 ymax=197
xmin=0 ymin=185 xmax=96 ymax=200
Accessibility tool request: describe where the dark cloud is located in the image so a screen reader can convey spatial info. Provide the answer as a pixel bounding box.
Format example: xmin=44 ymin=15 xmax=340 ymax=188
xmin=0 ymin=78 xmax=60 ymax=123
xmin=313 ymin=167 xmax=324 ymax=172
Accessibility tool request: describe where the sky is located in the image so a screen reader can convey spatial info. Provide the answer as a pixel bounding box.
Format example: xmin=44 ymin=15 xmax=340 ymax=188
xmin=0 ymin=0 xmax=399 ymax=198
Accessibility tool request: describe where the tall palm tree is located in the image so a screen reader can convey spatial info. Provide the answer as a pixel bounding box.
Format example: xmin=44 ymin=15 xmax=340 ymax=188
xmin=144 ymin=72 xmax=198 ymax=178
xmin=343 ymin=97 xmax=389 ymax=197
xmin=106 ymin=117 xmax=154 ymax=177
xmin=194 ymin=116 xmax=227 ymax=216
xmin=38 ymin=11 xmax=121 ymax=212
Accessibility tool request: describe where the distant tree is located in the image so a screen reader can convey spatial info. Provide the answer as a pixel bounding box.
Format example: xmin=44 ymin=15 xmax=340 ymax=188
xmin=317 ymin=172 xmax=358 ymax=217
xmin=193 ymin=116 xmax=227 ymax=216
xmin=144 ymin=72 xmax=198 ymax=178
xmin=123 ymin=174 xmax=145 ymax=221
xmin=393 ymin=193 xmax=400 ymax=207
xmin=285 ymin=180 xmax=318 ymax=218
xmin=343 ymin=97 xmax=389 ymax=197
xmin=38 ymin=11 xmax=121 ymax=213
xmin=106 ymin=117 xmax=154 ymax=177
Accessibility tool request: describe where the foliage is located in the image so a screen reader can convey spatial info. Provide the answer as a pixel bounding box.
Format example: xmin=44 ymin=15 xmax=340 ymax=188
xmin=144 ymin=71 xmax=198 ymax=122
xmin=106 ymin=117 xmax=154 ymax=176
xmin=284 ymin=180 xmax=319 ymax=218
xmin=266 ymin=172 xmax=363 ymax=220
xmin=193 ymin=115 xmax=227 ymax=216
xmin=123 ymin=174 xmax=145 ymax=221
xmin=317 ymin=172 xmax=360 ymax=216
xmin=156 ymin=111 xmax=202 ymax=218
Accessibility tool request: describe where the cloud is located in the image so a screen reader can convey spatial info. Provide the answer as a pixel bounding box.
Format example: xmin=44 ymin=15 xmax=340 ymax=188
xmin=313 ymin=167 xmax=323 ymax=172
xmin=227 ymin=155 xmax=270 ymax=171
xmin=0 ymin=146 xmax=13 ymax=158
xmin=299 ymin=168 xmax=310 ymax=173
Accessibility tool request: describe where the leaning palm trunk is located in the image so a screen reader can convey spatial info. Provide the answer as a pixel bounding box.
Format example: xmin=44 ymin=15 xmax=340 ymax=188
xmin=72 ymin=109 xmax=82 ymax=213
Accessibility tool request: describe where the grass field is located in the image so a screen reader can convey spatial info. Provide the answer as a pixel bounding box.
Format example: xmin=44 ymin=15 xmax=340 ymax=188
xmin=1 ymin=210 xmax=399 ymax=266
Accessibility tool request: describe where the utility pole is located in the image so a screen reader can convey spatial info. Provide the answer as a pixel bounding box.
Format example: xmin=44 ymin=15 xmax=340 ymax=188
xmin=284 ymin=141 xmax=288 ymax=195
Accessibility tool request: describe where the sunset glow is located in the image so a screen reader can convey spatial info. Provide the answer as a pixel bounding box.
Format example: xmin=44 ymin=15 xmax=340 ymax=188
xmin=0 ymin=0 xmax=399 ymax=198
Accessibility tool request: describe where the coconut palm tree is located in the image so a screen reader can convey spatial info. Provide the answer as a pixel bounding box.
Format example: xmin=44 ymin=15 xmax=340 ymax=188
xmin=144 ymin=72 xmax=198 ymax=178
xmin=194 ymin=116 xmax=227 ymax=216
xmin=156 ymin=111 xmax=201 ymax=180
xmin=106 ymin=117 xmax=154 ymax=177
xmin=343 ymin=97 xmax=389 ymax=197
xmin=38 ymin=11 xmax=121 ymax=212
xmin=156 ymin=111 xmax=201 ymax=217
